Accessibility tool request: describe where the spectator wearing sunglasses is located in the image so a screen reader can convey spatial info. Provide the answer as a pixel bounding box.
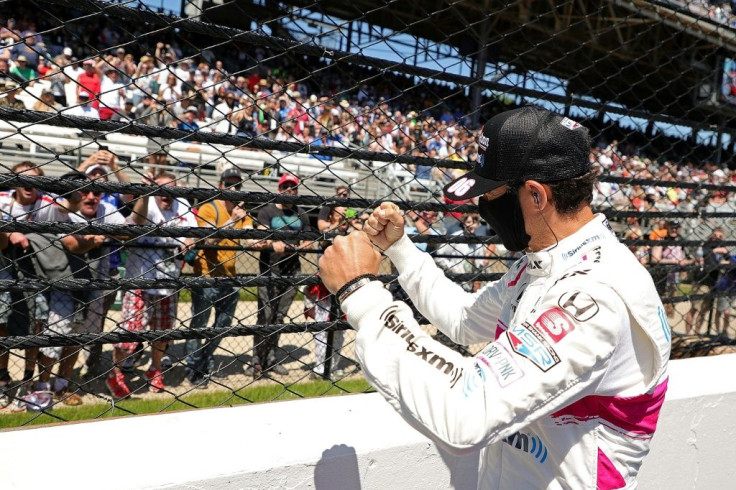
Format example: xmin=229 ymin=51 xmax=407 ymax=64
xmin=77 ymin=150 xmax=136 ymax=377
xmin=1 ymin=168 xmax=107 ymax=409
xmin=64 ymin=171 xmax=129 ymax=386
xmin=248 ymin=174 xmax=313 ymax=378
xmin=317 ymin=185 xmax=350 ymax=233
xmin=184 ymin=167 xmax=260 ymax=387
xmin=78 ymin=149 xmax=133 ymax=214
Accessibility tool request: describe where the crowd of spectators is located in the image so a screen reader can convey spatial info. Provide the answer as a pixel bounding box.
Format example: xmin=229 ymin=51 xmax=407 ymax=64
xmin=2 ymin=5 xmax=736 ymax=414
xmin=0 ymin=12 xmax=481 ymax=182
xmin=667 ymin=0 xmax=736 ymax=26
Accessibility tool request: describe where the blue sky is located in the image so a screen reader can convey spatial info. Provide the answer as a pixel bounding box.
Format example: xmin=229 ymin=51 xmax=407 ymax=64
xmin=140 ymin=0 xmax=181 ymax=14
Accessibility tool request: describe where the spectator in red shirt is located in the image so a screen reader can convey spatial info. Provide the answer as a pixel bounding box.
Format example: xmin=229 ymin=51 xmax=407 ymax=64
xmin=76 ymin=59 xmax=101 ymax=108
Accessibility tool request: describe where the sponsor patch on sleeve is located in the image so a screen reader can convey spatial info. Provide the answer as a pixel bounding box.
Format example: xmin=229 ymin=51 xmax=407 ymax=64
xmin=534 ymin=308 xmax=575 ymax=343
xmin=506 ymin=323 xmax=560 ymax=372
xmin=476 ymin=342 xmax=525 ymax=388
xmin=558 ymin=291 xmax=599 ymax=322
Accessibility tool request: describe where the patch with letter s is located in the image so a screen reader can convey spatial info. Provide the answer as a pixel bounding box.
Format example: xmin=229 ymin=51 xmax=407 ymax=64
xmin=506 ymin=323 xmax=560 ymax=372
xmin=534 ymin=308 xmax=575 ymax=343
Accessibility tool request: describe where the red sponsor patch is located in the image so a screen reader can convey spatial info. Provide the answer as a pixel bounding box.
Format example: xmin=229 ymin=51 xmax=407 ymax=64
xmin=534 ymin=308 xmax=575 ymax=342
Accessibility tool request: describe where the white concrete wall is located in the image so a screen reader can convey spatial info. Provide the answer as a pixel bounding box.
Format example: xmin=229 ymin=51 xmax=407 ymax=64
xmin=2 ymin=354 xmax=736 ymax=490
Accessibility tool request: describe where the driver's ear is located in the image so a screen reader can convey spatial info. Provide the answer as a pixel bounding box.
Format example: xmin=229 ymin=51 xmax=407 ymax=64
xmin=523 ymin=181 xmax=548 ymax=209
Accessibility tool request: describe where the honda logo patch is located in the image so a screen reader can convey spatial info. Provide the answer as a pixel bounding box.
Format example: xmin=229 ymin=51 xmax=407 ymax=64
xmin=558 ymin=291 xmax=599 ymax=322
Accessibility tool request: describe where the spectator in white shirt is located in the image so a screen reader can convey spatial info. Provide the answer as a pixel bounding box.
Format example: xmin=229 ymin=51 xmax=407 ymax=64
xmin=211 ymin=92 xmax=238 ymax=134
xmin=64 ymin=91 xmax=100 ymax=119
xmin=98 ymin=68 xmax=125 ymax=120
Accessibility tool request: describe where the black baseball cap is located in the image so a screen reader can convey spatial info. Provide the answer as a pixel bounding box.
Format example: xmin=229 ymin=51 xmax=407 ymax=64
xmin=443 ymin=106 xmax=591 ymax=200
xmin=220 ymin=167 xmax=242 ymax=182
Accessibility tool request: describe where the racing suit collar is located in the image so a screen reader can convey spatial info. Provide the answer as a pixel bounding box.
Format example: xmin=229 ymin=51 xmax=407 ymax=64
xmin=525 ymin=214 xmax=615 ymax=277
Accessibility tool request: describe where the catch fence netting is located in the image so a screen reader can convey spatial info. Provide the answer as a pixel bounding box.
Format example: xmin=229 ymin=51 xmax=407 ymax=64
xmin=0 ymin=0 xmax=736 ymax=423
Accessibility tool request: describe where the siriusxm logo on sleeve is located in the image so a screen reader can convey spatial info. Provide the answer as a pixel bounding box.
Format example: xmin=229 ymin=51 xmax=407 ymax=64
xmin=560 ymin=235 xmax=600 ymax=260
xmin=380 ymin=306 xmax=464 ymax=388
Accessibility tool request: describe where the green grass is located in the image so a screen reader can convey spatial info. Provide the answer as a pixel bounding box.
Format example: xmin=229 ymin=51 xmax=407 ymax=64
xmin=0 ymin=378 xmax=373 ymax=430
xmin=176 ymin=287 xmax=302 ymax=303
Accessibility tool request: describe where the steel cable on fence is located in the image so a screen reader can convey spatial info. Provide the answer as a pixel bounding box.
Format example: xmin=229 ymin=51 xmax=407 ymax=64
xmin=3 ymin=0 xmax=736 ymax=426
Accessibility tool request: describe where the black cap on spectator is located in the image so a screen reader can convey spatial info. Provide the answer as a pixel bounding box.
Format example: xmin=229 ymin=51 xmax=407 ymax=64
xmin=220 ymin=167 xmax=243 ymax=182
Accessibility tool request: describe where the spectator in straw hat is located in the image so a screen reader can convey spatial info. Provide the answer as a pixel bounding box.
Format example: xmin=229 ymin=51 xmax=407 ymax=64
xmin=32 ymin=88 xmax=62 ymax=112
xmin=9 ymin=54 xmax=35 ymax=83
xmin=0 ymin=80 xmax=26 ymax=109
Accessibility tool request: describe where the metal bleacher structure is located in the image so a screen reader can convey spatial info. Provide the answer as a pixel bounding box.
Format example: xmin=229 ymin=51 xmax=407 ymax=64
xmin=0 ymin=83 xmax=435 ymax=206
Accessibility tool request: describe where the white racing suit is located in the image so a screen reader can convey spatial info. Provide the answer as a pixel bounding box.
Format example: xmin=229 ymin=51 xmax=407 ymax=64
xmin=342 ymin=215 xmax=670 ymax=489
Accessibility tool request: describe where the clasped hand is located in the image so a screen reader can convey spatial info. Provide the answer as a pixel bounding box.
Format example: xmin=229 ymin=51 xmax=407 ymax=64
xmin=318 ymin=202 xmax=406 ymax=294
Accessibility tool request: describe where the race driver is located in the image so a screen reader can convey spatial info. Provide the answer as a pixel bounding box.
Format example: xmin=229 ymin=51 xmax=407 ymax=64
xmin=318 ymin=106 xmax=671 ymax=489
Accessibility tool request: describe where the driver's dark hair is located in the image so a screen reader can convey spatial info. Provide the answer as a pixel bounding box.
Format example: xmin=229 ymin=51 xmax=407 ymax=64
xmin=546 ymin=169 xmax=597 ymax=216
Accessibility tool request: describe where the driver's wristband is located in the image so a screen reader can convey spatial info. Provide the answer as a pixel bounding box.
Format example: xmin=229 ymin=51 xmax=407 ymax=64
xmin=336 ymin=274 xmax=377 ymax=305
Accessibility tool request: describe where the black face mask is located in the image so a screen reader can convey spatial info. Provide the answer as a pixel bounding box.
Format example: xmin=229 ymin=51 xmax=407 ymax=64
xmin=477 ymin=189 xmax=530 ymax=252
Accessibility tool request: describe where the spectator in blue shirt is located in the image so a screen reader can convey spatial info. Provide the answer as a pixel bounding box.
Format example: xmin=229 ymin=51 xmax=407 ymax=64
xmin=310 ymin=128 xmax=333 ymax=161
xmin=178 ymin=106 xmax=200 ymax=141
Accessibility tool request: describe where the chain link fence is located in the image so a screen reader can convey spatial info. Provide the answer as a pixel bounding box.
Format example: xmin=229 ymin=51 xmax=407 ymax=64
xmin=0 ymin=0 xmax=735 ymax=425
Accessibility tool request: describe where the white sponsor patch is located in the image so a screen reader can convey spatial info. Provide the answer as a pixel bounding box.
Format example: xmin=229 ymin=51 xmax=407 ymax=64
xmin=477 ymin=342 xmax=524 ymax=387
xmin=478 ymin=133 xmax=489 ymax=151
xmin=560 ymin=117 xmax=581 ymax=130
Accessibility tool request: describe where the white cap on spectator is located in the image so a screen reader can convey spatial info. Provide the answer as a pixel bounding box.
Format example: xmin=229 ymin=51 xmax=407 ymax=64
xmin=84 ymin=164 xmax=110 ymax=176
xmin=63 ymin=47 xmax=73 ymax=57
xmin=185 ymin=106 xmax=198 ymax=114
